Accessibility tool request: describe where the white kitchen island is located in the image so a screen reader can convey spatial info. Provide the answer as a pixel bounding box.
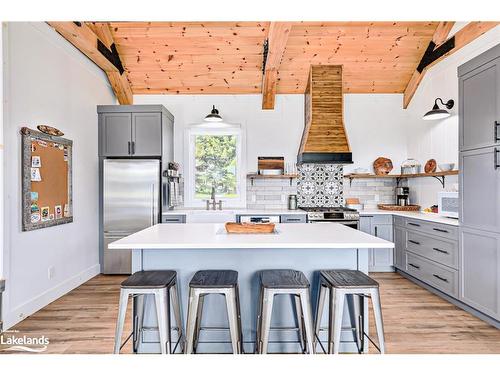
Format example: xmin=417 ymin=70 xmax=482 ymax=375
xmin=109 ymin=222 xmax=394 ymax=354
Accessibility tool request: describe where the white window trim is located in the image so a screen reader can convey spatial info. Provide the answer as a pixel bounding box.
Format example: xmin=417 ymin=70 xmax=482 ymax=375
xmin=183 ymin=123 xmax=246 ymax=208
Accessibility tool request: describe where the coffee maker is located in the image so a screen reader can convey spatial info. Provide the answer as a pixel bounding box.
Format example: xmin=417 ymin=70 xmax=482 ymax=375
xmin=395 ymin=186 xmax=410 ymax=206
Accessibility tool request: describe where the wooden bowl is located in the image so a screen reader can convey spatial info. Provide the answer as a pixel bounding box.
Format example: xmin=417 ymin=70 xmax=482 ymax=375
xmin=225 ymin=222 xmax=276 ymax=234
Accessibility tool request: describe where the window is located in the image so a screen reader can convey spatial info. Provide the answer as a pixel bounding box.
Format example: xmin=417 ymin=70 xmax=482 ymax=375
xmin=185 ymin=125 xmax=245 ymax=207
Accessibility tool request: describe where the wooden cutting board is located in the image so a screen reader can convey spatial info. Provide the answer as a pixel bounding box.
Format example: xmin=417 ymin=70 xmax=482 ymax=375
xmin=225 ymin=222 xmax=276 ymax=234
xmin=258 ymin=157 xmax=284 ymax=171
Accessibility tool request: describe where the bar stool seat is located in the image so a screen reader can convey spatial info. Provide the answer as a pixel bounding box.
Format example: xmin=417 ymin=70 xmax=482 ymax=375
xmin=185 ymin=270 xmax=243 ymax=354
xmin=114 ymin=270 xmax=184 ymax=354
xmin=189 ymin=270 xmax=238 ymax=288
xmin=260 ymin=269 xmax=310 ymax=289
xmin=314 ymin=269 xmax=385 ymax=355
xmin=256 ymin=269 xmax=314 ymax=354
xmin=320 ymin=270 xmax=379 ymax=289
xmin=121 ymin=270 xmax=176 ymax=289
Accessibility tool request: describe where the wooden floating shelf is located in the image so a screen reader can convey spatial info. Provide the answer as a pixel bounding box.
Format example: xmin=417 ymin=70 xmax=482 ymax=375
xmin=247 ymin=173 xmax=299 ymax=186
xmin=344 ymin=170 xmax=459 ymax=188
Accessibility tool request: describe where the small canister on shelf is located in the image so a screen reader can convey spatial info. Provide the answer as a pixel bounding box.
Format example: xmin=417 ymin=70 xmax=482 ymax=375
xmin=288 ymin=194 xmax=298 ymax=210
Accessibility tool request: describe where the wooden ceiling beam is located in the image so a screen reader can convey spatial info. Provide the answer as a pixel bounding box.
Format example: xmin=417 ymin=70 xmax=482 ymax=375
xmin=47 ymin=22 xmax=133 ymax=105
xmin=262 ymin=22 xmax=293 ymax=110
xmin=403 ymin=21 xmax=498 ymax=109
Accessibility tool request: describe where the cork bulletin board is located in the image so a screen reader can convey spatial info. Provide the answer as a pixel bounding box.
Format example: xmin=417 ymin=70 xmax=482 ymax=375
xmin=21 ymin=127 xmax=73 ymax=231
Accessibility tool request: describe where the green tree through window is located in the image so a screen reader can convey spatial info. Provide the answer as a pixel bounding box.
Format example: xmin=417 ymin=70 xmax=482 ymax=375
xmin=194 ymin=134 xmax=238 ymax=199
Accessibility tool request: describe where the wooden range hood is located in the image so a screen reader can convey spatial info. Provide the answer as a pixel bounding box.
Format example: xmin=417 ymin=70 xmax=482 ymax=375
xmin=298 ymin=65 xmax=353 ymax=164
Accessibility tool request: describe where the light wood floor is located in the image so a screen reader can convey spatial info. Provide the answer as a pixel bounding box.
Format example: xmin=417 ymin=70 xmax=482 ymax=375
xmin=2 ymin=272 xmax=500 ymax=354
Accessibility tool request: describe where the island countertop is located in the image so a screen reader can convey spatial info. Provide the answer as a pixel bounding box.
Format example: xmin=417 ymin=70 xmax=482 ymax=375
xmin=108 ymin=222 xmax=394 ymax=250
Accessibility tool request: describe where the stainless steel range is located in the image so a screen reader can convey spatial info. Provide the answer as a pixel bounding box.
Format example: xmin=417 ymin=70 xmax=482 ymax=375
xmin=300 ymin=207 xmax=360 ymax=229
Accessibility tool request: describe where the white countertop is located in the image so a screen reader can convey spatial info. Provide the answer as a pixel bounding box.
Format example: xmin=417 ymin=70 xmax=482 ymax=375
xmin=162 ymin=208 xmax=305 ymax=216
xmin=108 ymin=223 xmax=394 ymax=250
xmin=359 ymin=210 xmax=459 ymax=226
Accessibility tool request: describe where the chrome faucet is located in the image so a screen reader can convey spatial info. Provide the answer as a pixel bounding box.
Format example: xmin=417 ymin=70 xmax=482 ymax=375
xmin=206 ymin=186 xmax=222 ymax=210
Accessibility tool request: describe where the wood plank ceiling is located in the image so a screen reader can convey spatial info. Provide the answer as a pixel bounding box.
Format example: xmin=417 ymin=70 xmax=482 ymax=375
xmin=107 ymin=21 xmax=440 ymax=96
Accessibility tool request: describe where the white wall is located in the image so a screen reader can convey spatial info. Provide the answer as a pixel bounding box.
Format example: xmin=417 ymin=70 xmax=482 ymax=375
xmin=1 ymin=23 xmax=5 ymax=281
xmin=134 ymin=93 xmax=408 ymax=177
xmin=405 ymin=25 xmax=500 ymax=208
xmin=2 ymin=22 xmax=115 ymax=328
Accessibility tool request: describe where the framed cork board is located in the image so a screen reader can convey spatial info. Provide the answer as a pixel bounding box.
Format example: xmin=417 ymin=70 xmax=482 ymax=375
xmin=21 ymin=127 xmax=73 ymax=231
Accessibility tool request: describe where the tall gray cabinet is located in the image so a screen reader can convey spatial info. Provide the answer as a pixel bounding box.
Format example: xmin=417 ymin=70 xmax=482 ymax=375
xmin=458 ymin=43 xmax=500 ymax=322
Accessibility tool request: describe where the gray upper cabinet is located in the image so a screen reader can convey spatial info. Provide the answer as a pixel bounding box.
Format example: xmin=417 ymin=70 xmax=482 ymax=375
xmin=460 ymin=227 xmax=500 ymax=320
xmin=460 ymin=147 xmax=500 ymax=233
xmin=98 ymin=105 xmax=172 ymax=158
xmin=459 ymin=49 xmax=500 ymax=152
xmin=132 ymin=112 xmax=162 ymax=156
xmin=100 ymin=112 xmax=133 ymax=157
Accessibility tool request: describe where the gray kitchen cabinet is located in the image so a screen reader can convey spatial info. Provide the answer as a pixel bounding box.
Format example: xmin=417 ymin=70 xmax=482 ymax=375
xmin=460 ymin=147 xmax=500 ymax=233
xmin=280 ymin=214 xmax=307 ymax=223
xmin=459 ymin=49 xmax=500 ymax=152
xmin=460 ymin=227 xmax=500 ymax=320
xmin=162 ymin=214 xmax=186 ymax=224
xmin=393 ymin=225 xmax=406 ymax=270
xmin=100 ymin=112 xmax=133 ymax=157
xmin=98 ymin=105 xmax=171 ymax=158
xmin=360 ymin=215 xmax=394 ymax=272
xmin=132 ymin=112 xmax=162 ymax=156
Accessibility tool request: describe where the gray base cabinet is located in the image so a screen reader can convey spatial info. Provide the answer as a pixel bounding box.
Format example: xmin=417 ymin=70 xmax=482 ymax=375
xmin=360 ymin=215 xmax=394 ymax=272
xmin=460 ymin=226 xmax=500 ymax=320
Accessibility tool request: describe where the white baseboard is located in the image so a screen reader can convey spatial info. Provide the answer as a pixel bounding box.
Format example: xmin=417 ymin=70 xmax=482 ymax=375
xmin=3 ymin=263 xmax=100 ymax=329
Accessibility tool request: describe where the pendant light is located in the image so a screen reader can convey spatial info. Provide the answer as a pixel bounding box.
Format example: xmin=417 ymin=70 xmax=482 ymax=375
xmin=423 ymin=98 xmax=455 ymax=120
xmin=204 ymin=105 xmax=223 ymax=122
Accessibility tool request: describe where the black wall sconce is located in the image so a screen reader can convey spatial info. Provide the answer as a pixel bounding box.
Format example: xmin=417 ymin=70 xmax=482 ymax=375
xmin=423 ymin=98 xmax=455 ymax=120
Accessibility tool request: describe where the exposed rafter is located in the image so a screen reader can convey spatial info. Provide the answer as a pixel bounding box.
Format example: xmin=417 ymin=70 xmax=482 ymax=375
xmin=403 ymin=21 xmax=498 ymax=109
xmin=261 ymin=22 xmax=292 ymax=110
xmin=47 ymin=22 xmax=133 ymax=105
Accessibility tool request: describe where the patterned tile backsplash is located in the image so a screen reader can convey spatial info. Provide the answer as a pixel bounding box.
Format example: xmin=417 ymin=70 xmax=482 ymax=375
xmin=297 ymin=164 xmax=344 ymax=207
xmin=245 ymin=164 xmax=397 ymax=210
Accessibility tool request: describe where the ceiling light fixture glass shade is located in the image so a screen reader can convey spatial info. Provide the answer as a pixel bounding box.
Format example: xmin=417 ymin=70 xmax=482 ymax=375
xmin=423 ymin=98 xmax=455 ymax=120
xmin=204 ymin=105 xmax=223 ymax=122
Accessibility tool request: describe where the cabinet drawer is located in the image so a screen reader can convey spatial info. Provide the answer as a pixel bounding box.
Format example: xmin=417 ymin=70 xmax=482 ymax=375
xmin=280 ymin=214 xmax=307 ymax=223
xmin=406 ymin=252 xmax=459 ymax=298
xmin=406 ymin=231 xmax=458 ymax=269
xmin=161 ymin=214 xmax=186 ymax=223
xmin=404 ymin=218 xmax=458 ymax=240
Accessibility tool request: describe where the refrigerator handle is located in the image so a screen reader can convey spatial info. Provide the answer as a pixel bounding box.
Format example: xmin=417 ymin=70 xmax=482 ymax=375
xmin=151 ymin=183 xmax=155 ymax=226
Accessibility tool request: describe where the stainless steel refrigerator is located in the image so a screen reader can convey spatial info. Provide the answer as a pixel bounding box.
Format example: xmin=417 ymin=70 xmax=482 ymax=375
xmin=103 ymin=159 xmax=160 ymax=274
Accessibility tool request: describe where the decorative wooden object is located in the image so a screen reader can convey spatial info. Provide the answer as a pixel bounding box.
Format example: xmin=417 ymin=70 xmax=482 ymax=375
xmin=225 ymin=222 xmax=276 ymax=234
xmin=257 ymin=157 xmax=284 ymax=171
xmin=21 ymin=127 xmax=73 ymax=231
xmin=377 ymin=204 xmax=421 ymax=211
xmin=424 ymin=159 xmax=437 ymax=173
xmin=37 ymin=125 xmax=64 ymax=137
xmin=299 ymin=65 xmax=350 ymax=154
xmin=373 ymin=157 xmax=394 ymax=175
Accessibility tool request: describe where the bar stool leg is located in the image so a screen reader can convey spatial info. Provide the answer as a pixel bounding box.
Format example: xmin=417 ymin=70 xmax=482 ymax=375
xmin=293 ymin=295 xmax=305 ymax=352
xmin=255 ymin=285 xmax=264 ymax=354
xmin=185 ymin=287 xmax=200 ymax=354
xmin=133 ymin=294 xmax=146 ymax=353
xmin=114 ymin=289 xmax=129 ymax=354
xmin=314 ymin=284 xmax=327 ymax=351
xmin=225 ymin=288 xmax=241 ymax=354
xmin=170 ymin=283 xmax=184 ymax=353
xmin=235 ymin=285 xmax=244 ymax=354
xmin=194 ymin=294 xmax=205 ymax=352
xmin=347 ymin=294 xmax=364 ymax=353
xmin=370 ymin=288 xmax=386 ymax=354
xmin=330 ymin=288 xmax=345 ymax=354
xmin=299 ymin=289 xmax=315 ymax=354
xmin=260 ymin=289 xmax=274 ymax=354
xmin=154 ymin=289 xmax=169 ymax=354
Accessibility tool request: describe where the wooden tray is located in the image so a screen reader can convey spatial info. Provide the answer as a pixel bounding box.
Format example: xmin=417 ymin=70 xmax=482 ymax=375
xmin=225 ymin=222 xmax=276 ymax=234
xmin=377 ymin=204 xmax=421 ymax=211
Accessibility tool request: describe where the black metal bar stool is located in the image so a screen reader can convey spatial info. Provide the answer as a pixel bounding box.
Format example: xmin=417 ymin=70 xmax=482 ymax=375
xmin=256 ymin=269 xmax=315 ymax=354
xmin=114 ymin=270 xmax=184 ymax=354
xmin=314 ymin=269 xmax=385 ymax=354
xmin=185 ymin=270 xmax=243 ymax=354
